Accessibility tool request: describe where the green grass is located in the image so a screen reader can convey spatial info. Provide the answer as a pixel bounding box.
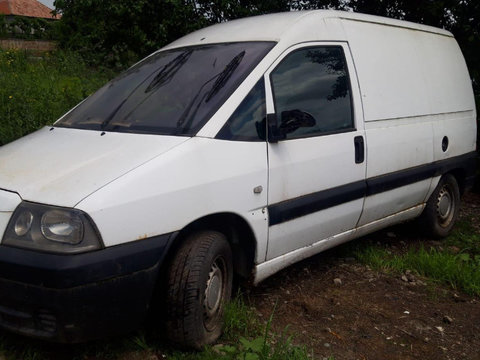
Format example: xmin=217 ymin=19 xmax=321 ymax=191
xmin=203 ymin=299 xmax=311 ymax=360
xmin=0 ymin=49 xmax=115 ymax=146
xmin=223 ymin=292 xmax=262 ymax=339
xmin=353 ymin=218 xmax=480 ymax=296
xmin=444 ymin=219 xmax=480 ymax=256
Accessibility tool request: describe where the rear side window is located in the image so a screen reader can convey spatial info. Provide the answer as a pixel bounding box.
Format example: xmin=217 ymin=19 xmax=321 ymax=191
xmin=270 ymin=46 xmax=354 ymax=139
xmin=55 ymin=42 xmax=275 ymax=136
xmin=216 ymin=79 xmax=266 ymax=141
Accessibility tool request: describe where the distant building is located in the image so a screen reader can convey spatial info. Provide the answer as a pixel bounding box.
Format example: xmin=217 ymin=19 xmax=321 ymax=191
xmin=0 ymin=0 xmax=59 ymax=20
xmin=0 ymin=0 xmax=59 ymax=51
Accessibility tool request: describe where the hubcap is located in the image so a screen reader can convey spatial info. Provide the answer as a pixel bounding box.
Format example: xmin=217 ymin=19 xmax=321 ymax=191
xmin=205 ymin=262 xmax=223 ymax=315
xmin=436 ymin=184 xmax=455 ymax=227
xmin=438 ymin=192 xmax=451 ymax=218
xmin=203 ymin=256 xmax=226 ymax=330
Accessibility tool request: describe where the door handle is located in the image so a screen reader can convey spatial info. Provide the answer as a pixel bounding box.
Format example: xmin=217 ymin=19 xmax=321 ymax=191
xmin=354 ymin=136 xmax=365 ymax=164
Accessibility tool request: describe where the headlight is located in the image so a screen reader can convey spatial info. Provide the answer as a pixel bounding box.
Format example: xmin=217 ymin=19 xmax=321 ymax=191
xmin=14 ymin=210 xmax=33 ymax=236
xmin=3 ymin=202 xmax=103 ymax=254
xmin=41 ymin=209 xmax=84 ymax=244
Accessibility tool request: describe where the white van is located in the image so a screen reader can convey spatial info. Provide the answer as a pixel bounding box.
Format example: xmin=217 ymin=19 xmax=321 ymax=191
xmin=0 ymin=10 xmax=476 ymax=348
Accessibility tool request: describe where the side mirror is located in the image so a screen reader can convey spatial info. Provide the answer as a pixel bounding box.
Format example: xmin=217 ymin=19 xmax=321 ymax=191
xmin=267 ymin=113 xmax=284 ymax=143
xmin=267 ymin=110 xmax=316 ymax=143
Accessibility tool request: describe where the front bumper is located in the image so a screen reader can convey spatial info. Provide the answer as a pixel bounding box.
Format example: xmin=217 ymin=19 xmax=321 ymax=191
xmin=0 ymin=232 xmax=175 ymax=343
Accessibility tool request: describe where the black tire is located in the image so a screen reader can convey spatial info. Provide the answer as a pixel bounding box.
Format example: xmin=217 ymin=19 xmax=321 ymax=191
xmin=165 ymin=231 xmax=233 ymax=349
xmin=420 ymin=174 xmax=461 ymax=238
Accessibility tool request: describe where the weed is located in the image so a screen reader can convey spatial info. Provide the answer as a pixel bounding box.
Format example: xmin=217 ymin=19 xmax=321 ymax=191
xmin=445 ymin=219 xmax=480 ymax=256
xmin=130 ymin=332 xmax=150 ymax=351
xmin=223 ymin=292 xmax=261 ymax=339
xmin=214 ymin=302 xmax=311 ymax=360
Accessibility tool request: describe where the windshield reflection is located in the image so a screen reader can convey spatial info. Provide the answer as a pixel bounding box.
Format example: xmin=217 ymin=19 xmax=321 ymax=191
xmin=56 ymin=42 xmax=275 ymax=136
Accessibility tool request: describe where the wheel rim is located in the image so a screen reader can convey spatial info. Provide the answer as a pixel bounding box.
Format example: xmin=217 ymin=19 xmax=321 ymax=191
xmin=436 ymin=183 xmax=456 ymax=228
xmin=203 ymin=255 xmax=227 ymax=330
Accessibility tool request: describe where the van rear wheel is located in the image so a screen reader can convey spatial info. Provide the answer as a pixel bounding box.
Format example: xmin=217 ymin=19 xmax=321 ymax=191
xmin=421 ymin=174 xmax=460 ymax=238
xmin=165 ymin=231 xmax=233 ymax=349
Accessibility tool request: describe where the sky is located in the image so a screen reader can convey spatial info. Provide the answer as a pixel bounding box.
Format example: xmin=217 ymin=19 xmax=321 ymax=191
xmin=38 ymin=0 xmax=55 ymax=10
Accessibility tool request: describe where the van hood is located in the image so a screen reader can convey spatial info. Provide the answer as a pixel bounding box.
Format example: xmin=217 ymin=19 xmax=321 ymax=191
xmin=0 ymin=127 xmax=189 ymax=207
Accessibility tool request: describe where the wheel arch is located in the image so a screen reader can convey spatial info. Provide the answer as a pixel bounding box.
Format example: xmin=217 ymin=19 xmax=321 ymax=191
xmin=447 ymin=168 xmax=467 ymax=195
xmin=167 ymin=212 xmax=258 ymax=280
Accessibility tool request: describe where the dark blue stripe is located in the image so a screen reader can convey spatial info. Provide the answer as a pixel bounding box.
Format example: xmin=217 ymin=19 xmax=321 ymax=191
xmin=268 ymin=151 xmax=477 ymax=226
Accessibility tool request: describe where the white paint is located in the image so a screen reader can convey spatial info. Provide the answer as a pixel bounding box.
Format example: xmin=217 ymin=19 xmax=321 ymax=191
xmin=255 ymin=204 xmax=425 ymax=284
xmin=255 ymin=228 xmax=357 ymax=284
xmin=0 ymin=127 xmax=189 ymax=207
xmin=0 ymin=189 xmax=21 ymax=211
xmin=163 ymin=11 xmax=451 ymax=51
xmin=267 ymin=199 xmax=364 ymax=260
xmin=343 ymin=21 xmax=473 ymax=121
xmin=353 ymin=204 xmax=425 ymax=240
xmin=76 ymin=138 xmax=269 ymax=250
xmin=358 ymin=180 xmax=431 ymax=226
xmin=262 ymin=41 xmax=366 ymax=260
xmin=0 ymin=190 xmax=21 ymax=240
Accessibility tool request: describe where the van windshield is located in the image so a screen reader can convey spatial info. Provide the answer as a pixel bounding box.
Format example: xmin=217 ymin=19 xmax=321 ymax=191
xmin=55 ymin=42 xmax=275 ymax=136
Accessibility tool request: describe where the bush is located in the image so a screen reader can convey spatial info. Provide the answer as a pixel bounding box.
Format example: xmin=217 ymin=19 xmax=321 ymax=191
xmin=52 ymin=0 xmax=292 ymax=68
xmin=0 ymin=49 xmax=115 ymax=146
xmin=53 ymin=0 xmax=206 ymax=68
xmin=0 ymin=15 xmax=58 ymax=41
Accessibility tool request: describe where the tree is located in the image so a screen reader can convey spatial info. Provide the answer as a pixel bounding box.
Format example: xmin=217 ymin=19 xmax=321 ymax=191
xmin=53 ymin=0 xmax=295 ymax=67
xmin=53 ymin=0 xmax=204 ymax=67
xmin=54 ymin=0 xmax=479 ymax=118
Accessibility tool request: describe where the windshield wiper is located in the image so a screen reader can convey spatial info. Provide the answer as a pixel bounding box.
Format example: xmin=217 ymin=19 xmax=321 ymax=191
xmin=100 ymin=50 xmax=193 ymax=130
xmin=175 ymin=51 xmax=246 ymax=132
xmin=145 ymin=50 xmax=193 ymax=93
xmin=205 ymin=51 xmax=245 ymax=102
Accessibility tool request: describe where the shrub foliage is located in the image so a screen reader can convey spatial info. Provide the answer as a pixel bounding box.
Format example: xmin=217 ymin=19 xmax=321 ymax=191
xmin=0 ymin=14 xmax=58 ymax=40
xmin=0 ymin=50 xmax=114 ymax=146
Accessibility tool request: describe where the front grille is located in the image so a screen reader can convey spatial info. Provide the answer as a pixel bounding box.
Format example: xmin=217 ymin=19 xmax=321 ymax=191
xmin=0 ymin=303 xmax=57 ymax=337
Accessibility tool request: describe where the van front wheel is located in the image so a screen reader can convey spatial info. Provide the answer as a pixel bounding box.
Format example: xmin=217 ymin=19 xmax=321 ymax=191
xmin=165 ymin=231 xmax=233 ymax=349
xmin=421 ymin=174 xmax=460 ymax=238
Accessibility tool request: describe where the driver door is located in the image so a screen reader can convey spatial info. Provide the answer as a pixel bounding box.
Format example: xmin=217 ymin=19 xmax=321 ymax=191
xmin=265 ymin=42 xmax=366 ymax=260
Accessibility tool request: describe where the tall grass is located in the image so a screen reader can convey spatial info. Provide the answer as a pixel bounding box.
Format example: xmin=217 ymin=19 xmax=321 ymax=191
xmin=351 ymin=211 xmax=480 ymax=296
xmin=445 ymin=219 xmax=480 ymax=256
xmin=0 ymin=49 xmax=115 ymax=146
xmin=356 ymin=245 xmax=480 ymax=296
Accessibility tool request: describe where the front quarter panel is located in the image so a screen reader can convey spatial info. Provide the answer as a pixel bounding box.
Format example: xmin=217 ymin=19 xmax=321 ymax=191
xmin=0 ymin=190 xmax=22 ymax=240
xmin=76 ymin=138 xmax=269 ymax=262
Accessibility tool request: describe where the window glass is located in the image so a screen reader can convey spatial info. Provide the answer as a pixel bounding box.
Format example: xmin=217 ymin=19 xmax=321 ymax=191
xmin=270 ymin=46 xmax=353 ymax=139
xmin=216 ymin=79 xmax=266 ymax=141
xmin=55 ymin=42 xmax=275 ymax=136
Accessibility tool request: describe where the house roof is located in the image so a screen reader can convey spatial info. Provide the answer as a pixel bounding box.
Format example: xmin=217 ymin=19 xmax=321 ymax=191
xmin=0 ymin=0 xmax=59 ymax=19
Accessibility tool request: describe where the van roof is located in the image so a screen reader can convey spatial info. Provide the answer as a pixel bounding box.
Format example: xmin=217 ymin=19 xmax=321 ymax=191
xmin=164 ymin=10 xmax=453 ymax=50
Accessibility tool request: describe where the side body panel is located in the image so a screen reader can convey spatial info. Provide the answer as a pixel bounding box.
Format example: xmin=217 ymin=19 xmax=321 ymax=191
xmin=77 ymin=138 xmax=269 ymax=262
xmin=0 ymin=190 xmax=22 ymax=240
xmin=342 ymin=19 xmax=476 ymax=226
xmin=252 ymin=16 xmax=476 ymax=281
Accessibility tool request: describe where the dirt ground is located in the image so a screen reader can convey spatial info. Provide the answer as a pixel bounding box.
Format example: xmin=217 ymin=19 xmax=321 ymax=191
xmin=249 ymin=192 xmax=480 ymax=360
